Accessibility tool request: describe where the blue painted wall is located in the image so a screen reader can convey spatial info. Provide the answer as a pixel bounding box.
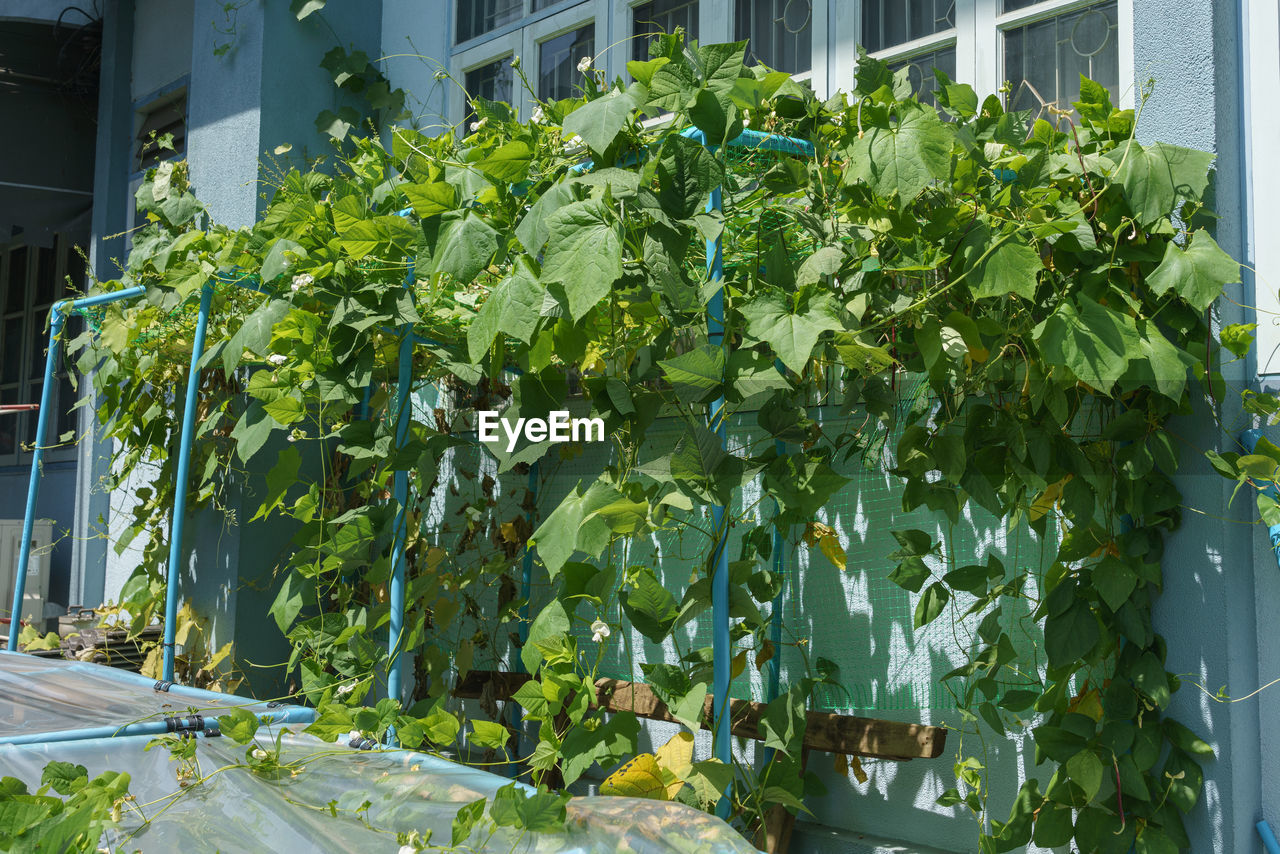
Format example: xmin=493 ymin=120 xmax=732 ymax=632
xmin=1132 ymin=1 xmax=1270 ymax=852
xmin=0 ymin=463 xmax=77 ymax=612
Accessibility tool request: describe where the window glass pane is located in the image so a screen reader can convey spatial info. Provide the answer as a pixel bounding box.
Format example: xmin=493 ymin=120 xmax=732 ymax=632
xmin=531 ymin=0 xmax=560 ymax=9
xmin=65 ymin=244 xmax=87 ymax=294
xmin=34 ymin=246 xmax=58 ymax=307
xmin=888 ymin=45 xmax=957 ymax=107
xmin=539 ymin=24 xmax=595 ymax=101
xmin=1003 ymin=0 xmax=1040 ymax=10
xmin=734 ymin=0 xmax=812 ymax=74
xmin=457 ymin=0 xmax=523 ymax=43
xmin=2 ymin=317 xmax=21 ymax=385
xmin=465 ymin=56 xmax=515 ymax=108
xmin=0 ymin=387 xmax=15 ymax=457
xmin=28 ymin=315 xmax=48 ymax=381
xmin=861 ymin=0 xmax=954 ymax=52
xmin=23 ymin=381 xmax=39 ymax=447
xmin=55 ymin=372 xmax=75 ymax=444
xmin=1004 ymin=1 xmax=1119 ymax=116
xmin=633 ymin=0 xmax=700 ymax=64
xmin=5 ymin=246 xmax=26 ymax=314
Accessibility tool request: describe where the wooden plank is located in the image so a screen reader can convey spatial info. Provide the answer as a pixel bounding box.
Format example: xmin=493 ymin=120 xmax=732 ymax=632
xmin=454 ymin=670 xmax=945 ymax=761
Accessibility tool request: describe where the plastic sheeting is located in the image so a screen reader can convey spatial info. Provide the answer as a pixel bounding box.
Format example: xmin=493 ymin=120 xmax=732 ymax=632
xmin=1 ymin=727 xmax=762 ymax=853
xmin=0 ymin=651 xmax=313 ymax=743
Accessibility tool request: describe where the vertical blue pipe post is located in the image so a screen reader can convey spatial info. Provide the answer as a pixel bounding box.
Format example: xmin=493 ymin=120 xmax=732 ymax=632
xmin=387 ymin=211 xmax=416 ymax=722
xmin=6 ymin=305 xmax=66 ymax=651
xmin=162 ymin=282 xmax=215 ymax=682
xmin=386 ymin=327 xmax=413 ymax=712
xmin=768 ymin=439 xmax=786 ymax=704
xmin=705 ymin=173 xmax=733 ymax=818
xmin=504 ymin=460 xmax=540 ymax=774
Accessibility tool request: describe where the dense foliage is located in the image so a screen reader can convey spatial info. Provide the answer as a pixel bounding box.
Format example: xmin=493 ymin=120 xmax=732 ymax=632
xmin=63 ymin=34 xmax=1240 ymax=852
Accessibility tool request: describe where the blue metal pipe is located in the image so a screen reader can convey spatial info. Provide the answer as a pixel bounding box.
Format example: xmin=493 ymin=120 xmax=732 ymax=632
xmin=1241 ymin=429 xmax=1280 ymax=568
xmin=704 ymin=169 xmax=733 ymax=817
xmin=517 ymin=461 xmax=540 ymax=661
xmin=6 ymin=308 xmax=66 ymax=650
xmin=0 ymin=705 xmax=315 ymax=746
xmin=386 ymin=324 xmax=413 ymax=714
xmin=162 ymin=282 xmax=215 ymax=682
xmin=503 ymin=460 xmax=540 ymax=774
xmin=1260 ymin=820 xmax=1280 ymax=854
xmin=768 ymin=439 xmax=786 ymax=706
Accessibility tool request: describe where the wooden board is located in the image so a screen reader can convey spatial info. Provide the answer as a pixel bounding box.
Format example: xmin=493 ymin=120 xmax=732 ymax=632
xmin=454 ymin=670 xmax=945 ymax=761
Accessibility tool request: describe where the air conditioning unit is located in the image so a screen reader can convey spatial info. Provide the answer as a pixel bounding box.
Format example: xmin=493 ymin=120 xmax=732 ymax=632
xmin=0 ymin=519 xmax=53 ymax=632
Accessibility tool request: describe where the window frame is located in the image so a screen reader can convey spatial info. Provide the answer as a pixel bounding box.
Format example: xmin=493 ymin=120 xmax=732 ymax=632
xmin=0 ymin=235 xmax=82 ymax=470
xmin=451 ymin=31 xmax=523 ymax=127
xmin=731 ymin=0 xmax=825 ymax=86
xmin=834 ymin=0 xmax=1132 ymax=111
xmin=525 ymin=5 xmax=601 ymax=104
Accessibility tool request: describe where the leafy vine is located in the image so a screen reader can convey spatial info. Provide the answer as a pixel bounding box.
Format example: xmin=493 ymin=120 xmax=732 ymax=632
xmin=64 ymin=34 xmax=1237 ymax=852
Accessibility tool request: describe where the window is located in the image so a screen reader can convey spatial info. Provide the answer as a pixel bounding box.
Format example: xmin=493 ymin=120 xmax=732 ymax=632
xmin=0 ymin=236 xmax=84 ymax=466
xmin=848 ymin=1 xmax=1125 ymax=118
xmin=889 ymin=46 xmax=957 ymax=106
xmin=1003 ymin=1 xmax=1119 ymax=116
xmin=734 ymin=0 xmax=812 ymax=74
xmin=539 ymin=24 xmax=594 ymax=101
xmin=861 ymin=0 xmax=955 ymax=53
xmin=466 ymin=55 xmax=516 ymax=110
xmin=632 ymin=0 xmax=699 ymax=64
xmin=134 ymin=91 xmax=187 ymax=173
xmin=457 ymin=0 xmax=524 ymax=43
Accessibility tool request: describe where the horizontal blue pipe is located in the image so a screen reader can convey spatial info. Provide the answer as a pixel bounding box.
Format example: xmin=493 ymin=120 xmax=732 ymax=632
xmin=570 ymin=126 xmax=814 ymax=175
xmin=0 ymin=705 xmax=315 ymax=746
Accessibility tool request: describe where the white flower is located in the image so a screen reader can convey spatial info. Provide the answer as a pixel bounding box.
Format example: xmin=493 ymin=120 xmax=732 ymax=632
xmin=336 ymin=680 xmax=356 ymax=696
xmin=399 ymin=846 xmax=416 ymax=854
xmin=267 ymin=353 xmax=287 ymax=366
xmin=531 ymin=105 xmax=545 ymax=124
xmin=577 ymin=56 xmax=592 ymax=73
xmin=291 ymin=273 xmax=313 ymax=292
xmin=348 ymin=730 xmax=362 ymax=743
xmin=251 ymin=748 xmax=267 ymax=760
xmin=469 ymin=117 xmax=487 ymax=133
xmin=590 ymin=620 xmax=610 ymax=642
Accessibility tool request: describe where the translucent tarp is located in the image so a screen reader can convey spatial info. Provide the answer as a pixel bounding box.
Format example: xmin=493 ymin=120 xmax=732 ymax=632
xmin=0 ymin=651 xmax=312 ymax=743
xmin=1 ymin=727 xmax=760 ymax=853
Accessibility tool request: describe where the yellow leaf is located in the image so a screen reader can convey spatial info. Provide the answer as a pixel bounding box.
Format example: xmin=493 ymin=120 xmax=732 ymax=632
xmin=755 ymin=640 xmax=775 ymax=670
xmin=141 ymin=646 xmax=162 ymax=679
xmin=819 ymin=534 xmax=847 ymax=571
xmin=802 ymin=521 xmax=835 ymax=547
xmin=174 ymin=602 xmax=201 ymax=647
xmin=849 ymin=754 xmax=868 ymax=783
xmin=654 ymin=732 xmax=694 ymax=798
xmin=600 ymin=753 xmax=667 ymax=799
xmin=1068 ymin=686 xmax=1104 ymax=722
xmin=205 ymin=641 xmax=233 ymax=673
xmin=499 ymin=522 xmax=521 ymax=543
xmin=1029 ymin=476 xmax=1070 ymax=522
xmin=425 ymin=548 xmax=447 ymax=570
xmin=730 ymin=650 xmax=747 ymax=681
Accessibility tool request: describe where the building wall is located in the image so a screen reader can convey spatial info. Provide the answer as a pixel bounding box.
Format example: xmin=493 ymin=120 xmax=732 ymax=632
xmin=73 ymin=0 xmax=1278 ymax=850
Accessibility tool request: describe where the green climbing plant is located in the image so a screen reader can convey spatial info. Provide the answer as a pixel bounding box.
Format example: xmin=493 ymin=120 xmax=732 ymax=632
xmin=64 ymin=33 xmax=1238 ymax=852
